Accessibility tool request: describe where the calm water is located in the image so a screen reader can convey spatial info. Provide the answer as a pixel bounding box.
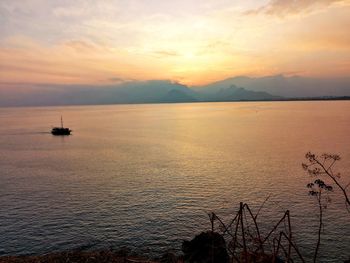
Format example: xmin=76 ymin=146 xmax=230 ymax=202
xmin=0 ymin=101 xmax=349 ymax=262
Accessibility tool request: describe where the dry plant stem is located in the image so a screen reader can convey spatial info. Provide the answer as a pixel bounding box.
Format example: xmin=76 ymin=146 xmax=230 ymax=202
xmin=244 ymin=204 xmax=264 ymax=253
xmin=272 ymin=235 xmax=287 ymax=263
xmin=279 ymin=232 xmax=305 ymax=263
xmin=262 ymin=210 xmax=291 ymax=244
xmin=279 ymin=243 xmax=291 ymax=263
xmin=254 ymin=195 xmax=271 ymax=220
xmin=213 ymin=213 xmax=236 ymax=240
xmin=239 ymin=203 xmax=248 ymax=262
xmin=212 ymin=203 xmax=305 ymax=262
xmin=272 ymin=237 xmax=279 ymax=261
xmin=314 ymin=191 xmax=323 ymax=263
xmin=304 ymin=153 xmax=350 ymax=262
xmin=286 ymin=211 xmax=292 ymax=262
xmin=225 ymin=211 xmax=241 ymax=235
xmin=275 ymin=232 xmax=291 ymax=262
xmin=209 ymin=213 xmax=215 ymax=232
xmin=275 ymin=232 xmax=283 ymax=259
xmin=232 ymin=212 xmax=241 ymax=258
xmin=314 ymin=158 xmax=350 ymax=207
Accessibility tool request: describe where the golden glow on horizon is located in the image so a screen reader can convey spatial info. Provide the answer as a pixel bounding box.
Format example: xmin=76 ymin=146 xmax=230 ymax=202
xmin=0 ymin=1 xmax=350 ymax=87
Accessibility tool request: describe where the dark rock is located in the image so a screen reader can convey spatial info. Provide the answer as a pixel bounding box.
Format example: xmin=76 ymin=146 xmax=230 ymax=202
xmin=160 ymin=251 xmax=178 ymax=263
xmin=182 ymin=231 xmax=229 ymax=263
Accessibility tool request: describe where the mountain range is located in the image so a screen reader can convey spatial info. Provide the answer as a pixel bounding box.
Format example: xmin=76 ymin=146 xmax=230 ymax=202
xmin=194 ymin=75 xmax=350 ymax=97
xmin=1 ymin=75 xmax=349 ymax=107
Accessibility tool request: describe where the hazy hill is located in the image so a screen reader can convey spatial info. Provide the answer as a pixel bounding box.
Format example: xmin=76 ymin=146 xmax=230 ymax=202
xmin=0 ymin=80 xmax=198 ymax=107
xmin=198 ymin=85 xmax=281 ymax=101
xmin=193 ymin=75 xmax=350 ymax=97
xmin=1 ymin=75 xmax=350 ymax=107
xmin=161 ymin=89 xmax=198 ymax=103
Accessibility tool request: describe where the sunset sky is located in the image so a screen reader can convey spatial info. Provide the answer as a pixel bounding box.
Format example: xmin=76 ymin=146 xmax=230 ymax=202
xmin=0 ymin=0 xmax=350 ymax=87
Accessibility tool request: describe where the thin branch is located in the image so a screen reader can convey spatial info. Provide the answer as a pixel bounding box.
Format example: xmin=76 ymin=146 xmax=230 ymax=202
xmin=254 ymin=195 xmax=271 ymax=220
xmin=314 ymin=157 xmax=350 ymax=207
xmin=313 ymin=191 xmax=323 ymax=263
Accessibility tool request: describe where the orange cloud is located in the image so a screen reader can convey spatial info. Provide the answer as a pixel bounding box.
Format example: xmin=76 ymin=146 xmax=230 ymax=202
xmin=1 ymin=2 xmax=350 ymax=87
xmin=246 ymin=0 xmax=348 ymax=16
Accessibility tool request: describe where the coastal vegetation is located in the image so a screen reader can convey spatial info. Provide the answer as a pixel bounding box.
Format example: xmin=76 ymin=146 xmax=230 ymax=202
xmin=192 ymin=152 xmax=350 ymax=262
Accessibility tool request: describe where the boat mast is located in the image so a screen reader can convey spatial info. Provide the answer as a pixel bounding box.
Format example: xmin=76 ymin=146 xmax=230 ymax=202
xmin=61 ymin=116 xmax=63 ymax=128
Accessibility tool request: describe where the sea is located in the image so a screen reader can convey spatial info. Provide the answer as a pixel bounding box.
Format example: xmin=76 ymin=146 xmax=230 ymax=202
xmin=0 ymin=101 xmax=349 ymax=262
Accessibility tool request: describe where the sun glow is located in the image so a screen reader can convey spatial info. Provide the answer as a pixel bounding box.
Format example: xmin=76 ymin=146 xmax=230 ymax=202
xmin=0 ymin=1 xmax=349 ymax=87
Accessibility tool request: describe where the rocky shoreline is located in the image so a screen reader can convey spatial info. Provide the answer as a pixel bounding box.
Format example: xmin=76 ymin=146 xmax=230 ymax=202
xmin=0 ymin=249 xmax=171 ymax=263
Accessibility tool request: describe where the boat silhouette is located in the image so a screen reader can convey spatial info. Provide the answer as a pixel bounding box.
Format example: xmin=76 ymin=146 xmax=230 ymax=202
xmin=51 ymin=116 xmax=72 ymax=136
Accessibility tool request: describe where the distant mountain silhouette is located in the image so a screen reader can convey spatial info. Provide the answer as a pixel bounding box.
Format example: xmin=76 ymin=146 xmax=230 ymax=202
xmin=199 ymin=85 xmax=281 ymax=101
xmin=193 ymin=75 xmax=350 ymax=97
xmin=103 ymin=80 xmax=197 ymax=103
xmin=161 ymin=89 xmax=198 ymax=103
xmin=0 ymin=80 xmax=197 ymax=106
xmin=1 ymin=75 xmax=350 ymax=107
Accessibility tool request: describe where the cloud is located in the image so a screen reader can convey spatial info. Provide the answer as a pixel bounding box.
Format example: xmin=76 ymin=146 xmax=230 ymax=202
xmin=52 ymin=6 xmax=88 ymax=18
xmin=246 ymin=0 xmax=347 ymax=17
xmin=153 ymin=50 xmax=179 ymax=57
xmin=108 ymin=77 xmax=132 ymax=83
xmin=1 ymin=1 xmax=350 ymax=86
xmin=63 ymin=40 xmax=99 ymax=52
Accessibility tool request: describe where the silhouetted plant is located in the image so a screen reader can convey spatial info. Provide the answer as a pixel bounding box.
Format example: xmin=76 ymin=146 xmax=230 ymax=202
xmin=303 ymin=152 xmax=350 ymax=262
xmin=306 ymin=178 xmax=333 ymax=263
xmin=207 ymin=203 xmax=304 ymax=263
xmin=187 ymin=151 xmax=350 ymax=262
xmin=302 ymin=152 xmax=350 ymax=210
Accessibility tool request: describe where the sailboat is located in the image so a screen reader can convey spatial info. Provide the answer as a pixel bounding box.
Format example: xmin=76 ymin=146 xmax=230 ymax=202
xmin=51 ymin=116 xmax=72 ymax=136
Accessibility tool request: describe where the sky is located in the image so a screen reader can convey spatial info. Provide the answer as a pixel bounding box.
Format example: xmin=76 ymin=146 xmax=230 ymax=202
xmin=0 ymin=0 xmax=350 ymax=87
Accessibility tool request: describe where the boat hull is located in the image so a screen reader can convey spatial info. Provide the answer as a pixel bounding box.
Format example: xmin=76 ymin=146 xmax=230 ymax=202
xmin=51 ymin=127 xmax=71 ymax=136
